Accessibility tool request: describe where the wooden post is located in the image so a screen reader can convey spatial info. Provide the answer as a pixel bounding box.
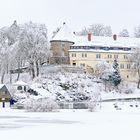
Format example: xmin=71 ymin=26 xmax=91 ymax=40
xmin=2 ymin=98 xmax=5 ymax=108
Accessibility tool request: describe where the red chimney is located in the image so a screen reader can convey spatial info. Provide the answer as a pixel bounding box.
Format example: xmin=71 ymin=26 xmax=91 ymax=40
xmin=88 ymin=33 xmax=92 ymax=41
xmin=113 ymin=34 xmax=117 ymax=41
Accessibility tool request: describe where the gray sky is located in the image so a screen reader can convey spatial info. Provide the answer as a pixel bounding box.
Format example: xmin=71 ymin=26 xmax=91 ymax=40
xmin=0 ymin=0 xmax=140 ymax=36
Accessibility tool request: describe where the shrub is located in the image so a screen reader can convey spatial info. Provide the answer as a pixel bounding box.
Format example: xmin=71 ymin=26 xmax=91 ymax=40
xmin=88 ymin=101 xmax=100 ymax=112
xmin=24 ymin=98 xmax=59 ymax=112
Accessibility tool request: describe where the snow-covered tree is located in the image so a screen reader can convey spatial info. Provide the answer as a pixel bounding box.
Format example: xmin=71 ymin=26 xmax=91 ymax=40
xmin=128 ymin=48 xmax=140 ymax=88
xmin=0 ymin=21 xmax=51 ymax=82
xmin=134 ymin=26 xmax=140 ymax=38
xmin=0 ymin=29 xmax=11 ymax=83
xmin=111 ymin=60 xmax=121 ymax=87
xmin=89 ymin=24 xmax=105 ymax=36
xmin=78 ymin=24 xmax=112 ymax=36
xmin=18 ymin=22 xmax=50 ymax=78
xmin=95 ymin=61 xmax=113 ymax=91
xmin=77 ymin=27 xmax=88 ymax=35
xmin=102 ymin=26 xmax=112 ymax=37
xmin=119 ymin=29 xmax=129 ymax=37
xmin=95 ymin=60 xmax=121 ymax=90
xmin=6 ymin=20 xmax=20 ymax=45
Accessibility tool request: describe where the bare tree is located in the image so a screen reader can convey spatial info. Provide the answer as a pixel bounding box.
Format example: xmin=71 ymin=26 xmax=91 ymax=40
xmin=95 ymin=61 xmax=113 ymax=91
xmin=0 ymin=29 xmax=12 ymax=83
xmin=128 ymin=48 xmax=140 ymax=88
xmin=134 ymin=26 xmax=140 ymax=38
xmin=18 ymin=22 xmax=50 ymax=79
xmin=103 ymin=26 xmax=112 ymax=37
xmin=6 ymin=20 xmax=20 ymax=45
xmin=77 ymin=27 xmax=88 ymax=36
xmin=119 ymin=29 xmax=129 ymax=37
xmin=78 ymin=24 xmax=112 ymax=36
xmin=88 ymin=24 xmax=105 ymax=36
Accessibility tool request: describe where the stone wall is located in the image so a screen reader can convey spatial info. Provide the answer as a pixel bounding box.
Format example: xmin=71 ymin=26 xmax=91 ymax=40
xmin=50 ymin=40 xmax=74 ymax=64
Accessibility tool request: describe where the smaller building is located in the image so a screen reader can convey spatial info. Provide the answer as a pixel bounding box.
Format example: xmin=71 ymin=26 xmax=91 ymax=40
xmin=13 ymin=81 xmax=29 ymax=93
xmin=0 ymin=84 xmax=11 ymax=108
xmin=50 ymin=22 xmax=75 ymax=64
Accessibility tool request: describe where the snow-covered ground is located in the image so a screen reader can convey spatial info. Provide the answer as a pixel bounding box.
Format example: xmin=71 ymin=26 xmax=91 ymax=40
xmin=1 ymin=102 xmax=140 ymax=140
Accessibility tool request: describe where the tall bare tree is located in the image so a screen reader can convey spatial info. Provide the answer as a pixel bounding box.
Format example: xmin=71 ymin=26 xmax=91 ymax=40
xmin=78 ymin=24 xmax=112 ymax=37
xmin=134 ymin=26 xmax=140 ymax=38
xmin=128 ymin=48 xmax=140 ymax=88
xmin=18 ymin=22 xmax=50 ymax=79
xmin=119 ymin=29 xmax=129 ymax=37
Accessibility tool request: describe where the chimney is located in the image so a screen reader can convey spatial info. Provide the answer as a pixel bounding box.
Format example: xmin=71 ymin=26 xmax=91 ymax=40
xmin=88 ymin=33 xmax=92 ymax=41
xmin=113 ymin=34 xmax=117 ymax=41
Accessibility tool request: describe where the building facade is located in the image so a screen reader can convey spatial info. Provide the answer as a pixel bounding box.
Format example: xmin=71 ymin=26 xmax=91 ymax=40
xmin=50 ymin=23 xmax=140 ymax=82
xmin=50 ymin=40 xmax=74 ymax=64
xmin=69 ymin=34 xmax=140 ymax=82
xmin=0 ymin=84 xmax=11 ymax=108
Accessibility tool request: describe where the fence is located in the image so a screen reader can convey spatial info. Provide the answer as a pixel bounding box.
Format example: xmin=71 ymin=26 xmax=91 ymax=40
xmin=57 ymin=101 xmax=100 ymax=109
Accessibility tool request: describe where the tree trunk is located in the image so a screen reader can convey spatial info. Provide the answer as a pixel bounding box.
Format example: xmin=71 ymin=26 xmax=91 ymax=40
xmin=6 ymin=64 xmax=9 ymax=74
xmin=30 ymin=62 xmax=35 ymax=79
xmin=16 ymin=61 xmax=21 ymax=81
xmin=138 ymin=70 xmax=140 ymax=89
xmin=104 ymin=81 xmax=107 ymax=91
xmin=1 ymin=71 xmax=5 ymax=84
xmin=137 ymin=79 xmax=140 ymax=89
xmin=17 ymin=71 xmax=20 ymax=81
xmin=10 ymin=73 xmax=12 ymax=83
xmin=36 ymin=60 xmax=39 ymax=77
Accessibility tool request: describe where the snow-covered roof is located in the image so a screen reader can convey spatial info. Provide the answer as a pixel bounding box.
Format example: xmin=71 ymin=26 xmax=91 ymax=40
xmin=51 ymin=23 xmax=75 ymax=42
xmin=73 ymin=35 xmax=140 ymax=48
xmin=69 ymin=49 xmax=131 ymax=54
xmin=51 ymin=23 xmax=140 ymax=48
xmin=13 ymin=81 xmax=28 ymax=86
xmin=0 ymin=84 xmax=5 ymax=89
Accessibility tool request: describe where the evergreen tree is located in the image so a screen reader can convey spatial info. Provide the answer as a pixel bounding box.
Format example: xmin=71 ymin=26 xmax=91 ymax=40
xmin=111 ymin=60 xmax=121 ymax=87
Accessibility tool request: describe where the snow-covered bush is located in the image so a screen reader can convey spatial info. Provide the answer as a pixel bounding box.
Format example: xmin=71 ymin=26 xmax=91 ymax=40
xmin=24 ymin=98 xmax=59 ymax=112
xmin=30 ymin=72 xmax=102 ymax=104
xmin=88 ymin=101 xmax=99 ymax=112
xmin=88 ymin=88 xmax=101 ymax=112
xmin=119 ymin=82 xmax=135 ymax=94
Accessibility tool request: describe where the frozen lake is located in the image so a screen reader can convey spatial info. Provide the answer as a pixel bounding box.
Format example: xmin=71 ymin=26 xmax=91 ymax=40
xmin=0 ymin=106 xmax=140 ymax=140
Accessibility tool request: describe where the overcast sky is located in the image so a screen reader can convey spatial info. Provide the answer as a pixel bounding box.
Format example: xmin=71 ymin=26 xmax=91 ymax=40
xmin=0 ymin=0 xmax=140 ymax=36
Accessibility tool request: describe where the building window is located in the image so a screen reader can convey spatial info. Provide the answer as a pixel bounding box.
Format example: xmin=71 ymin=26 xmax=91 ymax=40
xmin=127 ymin=75 xmax=129 ymax=79
xmin=72 ymin=63 xmax=76 ymax=66
xmin=127 ymin=64 xmax=131 ymax=69
xmin=96 ymin=54 xmax=101 ymax=59
xmin=82 ymin=53 xmax=87 ymax=57
xmin=133 ymin=64 xmax=137 ymax=69
xmin=108 ymin=54 xmax=112 ymax=59
xmin=120 ymin=64 xmax=124 ymax=69
xmin=5 ymin=91 xmax=7 ymax=95
xmin=72 ymin=53 xmax=76 ymax=57
xmin=114 ymin=55 xmax=118 ymax=59
xmin=124 ymin=55 xmax=128 ymax=59
xmin=17 ymin=86 xmax=22 ymax=90
xmin=61 ymin=43 xmax=65 ymax=47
